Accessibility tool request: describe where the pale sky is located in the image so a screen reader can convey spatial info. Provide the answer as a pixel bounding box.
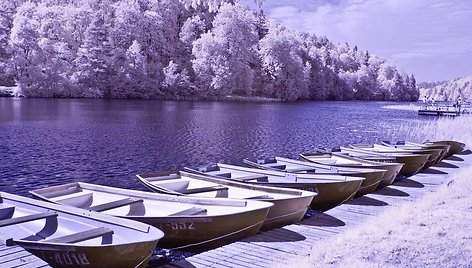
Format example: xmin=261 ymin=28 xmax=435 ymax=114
xmin=241 ymin=0 xmax=472 ymax=82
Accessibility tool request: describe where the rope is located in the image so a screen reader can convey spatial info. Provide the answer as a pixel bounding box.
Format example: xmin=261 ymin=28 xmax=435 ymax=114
xmin=134 ymin=252 xmax=153 ymax=268
xmin=164 ymin=217 xmax=267 ymax=251
xmin=163 ymin=206 xmax=313 ymax=252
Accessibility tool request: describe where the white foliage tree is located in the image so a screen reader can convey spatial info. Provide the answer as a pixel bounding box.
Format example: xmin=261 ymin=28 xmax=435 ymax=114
xmin=258 ymin=21 xmax=309 ymax=100
xmin=192 ymin=3 xmax=259 ymax=96
xmin=72 ymin=13 xmax=115 ymax=98
xmin=9 ymin=2 xmax=43 ymax=95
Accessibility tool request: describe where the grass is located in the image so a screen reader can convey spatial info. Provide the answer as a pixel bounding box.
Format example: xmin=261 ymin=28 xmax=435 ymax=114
xmin=398 ymin=115 xmax=472 ymax=146
xmin=273 ymin=115 xmax=472 ymax=268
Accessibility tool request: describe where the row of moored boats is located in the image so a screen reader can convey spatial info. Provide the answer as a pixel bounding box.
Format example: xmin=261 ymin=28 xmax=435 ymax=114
xmin=0 ymin=140 xmax=465 ymax=267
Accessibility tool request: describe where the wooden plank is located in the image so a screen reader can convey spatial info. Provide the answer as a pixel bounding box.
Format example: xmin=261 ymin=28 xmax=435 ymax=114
xmin=0 ymin=250 xmax=31 ymax=264
xmin=223 ymin=243 xmax=276 ymax=262
xmin=233 ymin=175 xmax=269 ymax=182
xmin=196 ymin=250 xmax=255 ymax=268
xmin=4 ymin=255 xmax=48 ymax=268
xmin=0 ymin=212 xmax=57 ymax=228
xmin=44 ymin=227 xmax=113 ymax=244
xmin=89 ymin=198 xmax=143 ymax=212
xmin=0 ymin=245 xmax=24 ymax=254
xmin=218 ymin=246 xmax=272 ymax=265
xmin=181 ymin=186 xmax=228 ymax=195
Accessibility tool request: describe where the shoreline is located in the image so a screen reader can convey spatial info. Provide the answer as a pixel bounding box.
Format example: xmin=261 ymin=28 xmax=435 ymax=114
xmin=169 ymin=149 xmax=471 ymax=268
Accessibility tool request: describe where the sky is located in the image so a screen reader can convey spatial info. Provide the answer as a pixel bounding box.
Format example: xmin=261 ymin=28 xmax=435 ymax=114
xmin=241 ymin=0 xmax=472 ymax=82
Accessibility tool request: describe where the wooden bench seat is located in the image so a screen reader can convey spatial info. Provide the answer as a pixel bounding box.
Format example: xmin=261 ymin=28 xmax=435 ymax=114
xmin=181 ymin=185 xmax=228 ymax=195
xmin=244 ymin=194 xmax=273 ymax=200
xmin=233 ymin=175 xmax=269 ymax=182
xmin=286 ymin=167 xmax=317 ymax=173
xmin=89 ymin=198 xmax=143 ymax=212
xmin=208 ymin=171 xmax=232 ymax=178
xmin=0 ymin=204 xmax=15 ymax=220
xmin=0 ymin=212 xmax=58 ymax=228
xmin=265 ymin=163 xmax=286 ymax=169
xmin=44 ymin=227 xmax=114 ymax=244
xmin=170 ymin=207 xmax=207 ymax=216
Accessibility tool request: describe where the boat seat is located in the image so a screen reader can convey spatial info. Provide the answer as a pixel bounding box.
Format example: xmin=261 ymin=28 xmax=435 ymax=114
xmin=265 ymin=163 xmax=286 ymax=170
xmin=233 ymin=175 xmax=269 ymax=182
xmin=286 ymin=167 xmax=316 ymax=173
xmin=152 ymin=180 xmax=190 ymax=192
xmin=181 ymin=185 xmax=228 ymax=195
xmin=143 ymin=174 xmax=180 ymax=182
xmin=311 ymin=159 xmax=337 ymax=165
xmin=89 ymin=198 xmax=144 ymax=212
xmin=208 ymin=171 xmax=232 ymax=178
xmin=244 ymin=194 xmax=273 ymax=200
xmin=0 ymin=204 xmax=15 ymax=220
xmin=54 ymin=192 xmax=93 ymax=208
xmin=0 ymin=212 xmax=58 ymax=227
xmin=170 ymin=207 xmax=207 ymax=216
xmin=44 ymin=227 xmax=114 ymax=244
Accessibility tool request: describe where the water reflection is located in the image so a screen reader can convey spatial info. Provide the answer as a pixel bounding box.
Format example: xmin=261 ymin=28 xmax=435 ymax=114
xmin=0 ymin=98 xmax=435 ymax=195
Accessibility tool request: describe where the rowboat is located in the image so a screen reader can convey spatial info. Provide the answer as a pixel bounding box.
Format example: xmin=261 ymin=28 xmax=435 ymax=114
xmin=381 ymin=140 xmax=450 ymax=163
xmin=243 ymin=157 xmax=385 ymax=196
xmin=300 ymin=151 xmax=404 ymax=188
xmin=30 ymin=182 xmax=272 ymax=251
xmin=423 ymin=140 xmax=465 ymax=156
xmin=340 ymin=146 xmax=430 ymax=177
xmin=185 ymin=163 xmax=364 ymax=212
xmin=349 ymin=143 xmax=442 ymax=169
xmin=136 ymin=171 xmax=315 ymax=231
xmin=0 ymin=192 xmax=163 ymax=268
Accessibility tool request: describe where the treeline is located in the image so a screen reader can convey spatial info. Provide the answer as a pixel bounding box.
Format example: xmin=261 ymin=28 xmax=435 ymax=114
xmin=419 ymin=76 xmax=472 ymax=102
xmin=0 ymin=0 xmax=419 ymax=101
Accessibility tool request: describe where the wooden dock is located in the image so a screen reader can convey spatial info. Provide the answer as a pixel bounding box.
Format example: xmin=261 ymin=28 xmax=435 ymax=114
xmin=418 ymin=103 xmax=470 ymax=116
xmin=166 ymin=151 xmax=472 ymax=268
xmin=1 ymin=152 xmax=470 ymax=268
xmin=0 ymin=242 xmax=50 ymax=268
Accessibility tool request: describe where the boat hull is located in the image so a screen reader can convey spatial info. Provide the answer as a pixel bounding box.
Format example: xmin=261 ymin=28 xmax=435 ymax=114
xmin=386 ymin=154 xmax=429 ymax=177
xmin=360 ymin=154 xmax=428 ymax=177
xmin=138 ymin=172 xmax=314 ymax=232
xmin=426 ymin=140 xmax=465 ymax=156
xmin=16 ymin=240 xmax=157 ymax=268
xmin=132 ymin=208 xmax=269 ymax=251
xmin=300 ymin=153 xmax=403 ymax=188
xmin=341 ymin=147 xmax=429 ymax=177
xmin=249 ymin=180 xmax=362 ymax=212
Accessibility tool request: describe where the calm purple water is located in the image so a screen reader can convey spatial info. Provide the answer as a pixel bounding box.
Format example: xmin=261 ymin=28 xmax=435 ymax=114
xmin=0 ymin=98 xmax=433 ymax=195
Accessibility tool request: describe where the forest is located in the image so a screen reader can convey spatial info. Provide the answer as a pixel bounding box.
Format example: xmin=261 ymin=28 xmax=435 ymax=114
xmin=419 ymin=76 xmax=471 ymax=102
xmin=0 ymin=0 xmax=419 ymax=101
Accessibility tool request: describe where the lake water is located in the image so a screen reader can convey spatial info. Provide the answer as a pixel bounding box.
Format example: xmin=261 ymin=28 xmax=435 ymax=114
xmin=0 ymin=98 xmax=433 ymax=196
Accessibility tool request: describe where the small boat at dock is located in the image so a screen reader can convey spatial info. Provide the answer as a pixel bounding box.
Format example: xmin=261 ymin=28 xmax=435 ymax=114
xmin=381 ymin=140 xmax=450 ymax=163
xmin=349 ymin=143 xmax=442 ymax=169
xmin=243 ymin=157 xmax=385 ymax=196
xmin=136 ymin=171 xmax=315 ymax=231
xmin=422 ymin=140 xmax=465 ymax=156
xmin=340 ymin=146 xmax=430 ymax=177
xmin=30 ymin=182 xmax=272 ymax=251
xmin=185 ymin=163 xmax=364 ymax=212
xmin=0 ymin=191 xmax=163 ymax=268
xmin=299 ymin=151 xmax=403 ymax=188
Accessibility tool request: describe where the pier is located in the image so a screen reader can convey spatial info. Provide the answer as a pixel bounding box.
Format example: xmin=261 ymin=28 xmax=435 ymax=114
xmin=418 ymin=103 xmax=470 ymax=116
